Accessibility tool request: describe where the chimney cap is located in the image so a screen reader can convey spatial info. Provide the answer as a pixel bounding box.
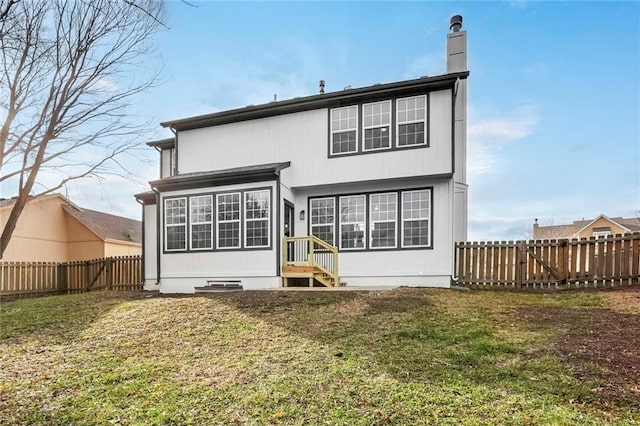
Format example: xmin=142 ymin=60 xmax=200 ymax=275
xmin=450 ymin=15 xmax=463 ymax=32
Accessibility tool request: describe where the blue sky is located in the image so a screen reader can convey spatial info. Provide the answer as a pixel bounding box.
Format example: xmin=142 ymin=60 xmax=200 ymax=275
xmin=37 ymin=1 xmax=640 ymax=240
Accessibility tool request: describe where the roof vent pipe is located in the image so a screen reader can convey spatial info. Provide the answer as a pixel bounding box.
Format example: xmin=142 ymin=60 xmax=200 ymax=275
xmin=319 ymin=80 xmax=325 ymax=94
xmin=450 ymin=15 xmax=463 ymax=32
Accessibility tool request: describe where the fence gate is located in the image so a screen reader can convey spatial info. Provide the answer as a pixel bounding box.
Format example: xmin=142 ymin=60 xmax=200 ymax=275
xmin=455 ymin=233 xmax=640 ymax=290
xmin=521 ymin=239 xmax=568 ymax=288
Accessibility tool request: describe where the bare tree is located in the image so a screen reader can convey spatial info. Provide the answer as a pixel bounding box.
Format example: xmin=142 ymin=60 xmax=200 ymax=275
xmin=0 ymin=0 xmax=165 ymax=258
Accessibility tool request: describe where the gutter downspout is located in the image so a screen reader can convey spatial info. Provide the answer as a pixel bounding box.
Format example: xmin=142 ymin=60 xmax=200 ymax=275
xmin=135 ymin=198 xmax=146 ymax=284
xmin=151 ymin=186 xmax=161 ymax=286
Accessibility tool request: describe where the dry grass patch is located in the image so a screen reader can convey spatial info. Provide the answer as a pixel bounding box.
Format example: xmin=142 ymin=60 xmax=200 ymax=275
xmin=1 ymin=288 xmax=638 ymax=425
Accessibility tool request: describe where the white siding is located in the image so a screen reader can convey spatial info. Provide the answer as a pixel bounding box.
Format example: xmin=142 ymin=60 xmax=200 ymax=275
xmin=143 ymin=204 xmax=158 ymax=290
xmin=454 ymin=183 xmax=468 ymax=242
xmin=158 ymin=181 xmax=278 ymax=293
xmin=161 ymin=149 xmax=172 ymax=178
xmin=178 ymin=89 xmax=453 ymax=188
xmin=288 ymin=178 xmax=453 ymax=287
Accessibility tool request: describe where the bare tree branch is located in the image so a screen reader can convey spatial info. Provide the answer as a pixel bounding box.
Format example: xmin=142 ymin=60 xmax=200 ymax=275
xmin=0 ymin=0 xmax=166 ymax=258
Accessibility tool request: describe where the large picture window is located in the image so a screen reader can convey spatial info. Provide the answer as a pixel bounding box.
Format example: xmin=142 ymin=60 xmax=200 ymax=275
xmin=164 ymin=198 xmax=186 ymax=251
xmin=245 ymin=190 xmax=270 ymax=248
xmin=310 ymin=198 xmax=335 ymax=245
xmin=370 ymin=193 xmax=397 ymax=248
xmin=330 ymin=105 xmax=358 ymax=155
xmin=217 ymin=193 xmax=241 ymax=249
xmin=397 ymin=95 xmax=427 ymax=147
xmin=310 ymin=188 xmax=431 ymax=251
xmin=363 ymin=100 xmax=391 ymax=151
xmin=189 ymin=195 xmax=213 ymax=250
xmin=339 ymin=195 xmax=366 ymax=250
xmin=402 ymin=190 xmax=431 ymax=247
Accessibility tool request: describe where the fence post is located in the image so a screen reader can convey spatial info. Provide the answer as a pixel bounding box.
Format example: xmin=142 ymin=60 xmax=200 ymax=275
xmin=516 ymin=241 xmax=525 ymax=290
xmin=106 ymin=258 xmax=113 ymax=291
xmin=84 ymin=260 xmax=91 ymax=291
xmin=57 ymin=263 xmax=68 ymax=294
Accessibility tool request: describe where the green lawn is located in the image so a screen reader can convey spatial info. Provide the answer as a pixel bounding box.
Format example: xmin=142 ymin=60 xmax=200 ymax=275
xmin=1 ymin=288 xmax=638 ymax=425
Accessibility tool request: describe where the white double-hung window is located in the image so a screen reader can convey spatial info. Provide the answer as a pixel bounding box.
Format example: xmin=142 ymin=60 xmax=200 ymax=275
xmin=339 ymin=195 xmax=366 ymax=249
xmin=164 ymin=198 xmax=187 ymax=251
xmin=310 ymin=197 xmax=335 ymax=245
xmin=397 ymin=95 xmax=427 ymax=147
xmin=330 ymin=105 xmax=358 ymax=155
xmin=216 ymin=192 xmax=241 ymax=249
xmin=370 ymin=193 xmax=397 ymax=248
xmin=189 ymin=195 xmax=213 ymax=250
xmin=401 ymin=189 xmax=431 ymax=247
xmin=245 ymin=189 xmax=270 ymax=248
xmin=363 ymin=100 xmax=391 ymax=151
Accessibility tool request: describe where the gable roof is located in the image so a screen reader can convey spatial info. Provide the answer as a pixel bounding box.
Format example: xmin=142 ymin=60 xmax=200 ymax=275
xmin=533 ymin=214 xmax=640 ymax=239
xmin=161 ymin=71 xmax=469 ymax=131
xmin=572 ymin=214 xmax=631 ymax=236
xmin=0 ymin=194 xmax=141 ymax=244
xmin=63 ymin=205 xmax=141 ymax=244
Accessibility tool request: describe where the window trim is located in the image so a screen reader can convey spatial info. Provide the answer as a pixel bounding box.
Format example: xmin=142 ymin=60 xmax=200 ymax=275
xmin=396 ymin=94 xmax=428 ymax=149
xmin=308 ymin=187 xmax=433 ymax=252
xmin=244 ymin=189 xmax=271 ymax=248
xmin=216 ymin=191 xmax=242 ymax=250
xmin=164 ymin=197 xmax=187 ymax=252
xmin=362 ymin=100 xmax=392 ymax=152
xmin=369 ymin=192 xmax=398 ymax=249
xmin=310 ymin=197 xmax=336 ymax=246
xmin=401 ymin=189 xmax=432 ymax=248
xmin=189 ymin=195 xmax=213 ymax=251
xmin=338 ymin=194 xmax=367 ymax=251
xmin=327 ymin=93 xmax=431 ymax=158
xmin=329 ymin=105 xmax=359 ymax=156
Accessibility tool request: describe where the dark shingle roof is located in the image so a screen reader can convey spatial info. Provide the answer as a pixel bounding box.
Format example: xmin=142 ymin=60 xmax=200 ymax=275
xmin=63 ymin=205 xmax=142 ymax=244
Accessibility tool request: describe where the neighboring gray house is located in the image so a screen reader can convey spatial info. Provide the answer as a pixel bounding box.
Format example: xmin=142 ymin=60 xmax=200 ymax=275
xmin=136 ymin=16 xmax=469 ymax=293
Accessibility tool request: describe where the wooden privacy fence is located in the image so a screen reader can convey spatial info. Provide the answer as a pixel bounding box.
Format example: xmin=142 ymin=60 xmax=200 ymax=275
xmin=455 ymin=233 xmax=640 ymax=290
xmin=0 ymin=255 xmax=143 ymax=299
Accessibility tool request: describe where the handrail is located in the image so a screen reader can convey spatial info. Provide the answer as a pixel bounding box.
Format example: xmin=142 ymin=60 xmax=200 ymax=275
xmin=283 ymin=236 xmax=339 ymax=285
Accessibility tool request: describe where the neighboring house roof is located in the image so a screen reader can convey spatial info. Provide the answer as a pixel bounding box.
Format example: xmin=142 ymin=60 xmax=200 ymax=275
xmin=533 ymin=214 xmax=640 ymax=240
xmin=0 ymin=193 xmax=141 ymax=244
xmin=149 ymin=161 xmax=291 ymax=192
xmin=63 ymin=205 xmax=141 ymax=244
xmin=161 ymin=71 xmax=470 ymax=131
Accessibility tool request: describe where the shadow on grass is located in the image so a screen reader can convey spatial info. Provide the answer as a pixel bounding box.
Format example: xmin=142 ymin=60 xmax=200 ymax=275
xmin=0 ymin=291 xmax=158 ymax=343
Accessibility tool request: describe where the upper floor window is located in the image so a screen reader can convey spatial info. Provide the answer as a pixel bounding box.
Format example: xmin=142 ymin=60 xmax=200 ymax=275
xmin=190 ymin=195 xmax=213 ymax=250
xmin=363 ymin=100 xmax=391 ymax=151
xmin=165 ymin=198 xmax=187 ymax=251
xmin=397 ymin=95 xmax=427 ymax=147
xmin=330 ymin=105 xmax=358 ymax=155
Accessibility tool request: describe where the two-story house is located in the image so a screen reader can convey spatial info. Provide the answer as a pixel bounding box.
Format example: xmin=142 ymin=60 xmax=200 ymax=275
xmin=136 ymin=16 xmax=469 ymax=293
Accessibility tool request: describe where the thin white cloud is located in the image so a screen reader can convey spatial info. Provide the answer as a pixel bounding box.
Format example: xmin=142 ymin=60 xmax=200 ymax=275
xmin=468 ymin=105 xmax=538 ymax=176
xmin=402 ymin=52 xmax=446 ymax=81
xmin=93 ymin=78 xmax=119 ymax=92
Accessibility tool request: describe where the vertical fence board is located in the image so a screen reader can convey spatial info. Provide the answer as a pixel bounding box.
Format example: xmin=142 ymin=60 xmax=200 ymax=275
xmin=455 ymin=234 xmax=640 ymax=291
xmin=1 ymin=256 xmax=143 ymax=299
